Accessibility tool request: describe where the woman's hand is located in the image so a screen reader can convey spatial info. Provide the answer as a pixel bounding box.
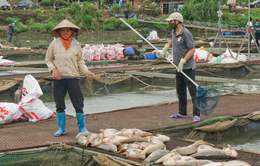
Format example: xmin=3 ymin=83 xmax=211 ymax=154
xmin=86 ymin=72 xmax=95 ymax=81
xmin=52 ymin=68 xmax=62 ymax=80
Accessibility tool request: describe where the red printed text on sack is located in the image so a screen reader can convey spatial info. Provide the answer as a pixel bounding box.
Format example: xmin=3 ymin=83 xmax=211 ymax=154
xmin=22 ymin=87 xmax=28 ymax=98
xmin=0 ymin=106 xmax=9 ymax=115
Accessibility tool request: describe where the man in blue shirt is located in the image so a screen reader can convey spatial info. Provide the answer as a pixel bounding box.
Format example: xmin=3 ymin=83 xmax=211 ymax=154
xmin=254 ymin=19 xmax=260 ymax=47
xmin=124 ymin=9 xmax=128 ymax=19
xmin=113 ymin=0 xmax=116 ymax=5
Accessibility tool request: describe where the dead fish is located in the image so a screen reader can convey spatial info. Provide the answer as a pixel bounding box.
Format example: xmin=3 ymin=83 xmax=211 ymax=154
xmin=117 ymin=143 xmax=129 ymax=153
xmin=116 ymin=128 xmax=153 ymax=137
xmin=140 ymin=150 xmax=170 ymax=166
xmin=90 ymin=138 xmax=103 ymax=147
xmin=144 ymin=134 xmax=170 ymax=143
xmin=153 ymin=152 xmax=181 ymax=164
xmin=197 ymin=144 xmax=215 ymax=153
xmin=171 ymin=140 xmax=208 ymax=156
xmin=141 ymin=138 xmax=165 ymax=155
xmin=119 ymin=142 xmax=146 ymax=153
xmin=121 ymin=136 xmax=148 ymax=143
xmin=222 ymin=144 xmax=238 ymax=158
xmin=96 ymin=143 xmax=117 ymax=153
xmin=155 ymin=134 xmax=170 ymax=142
xmin=85 ymin=133 xmax=101 ymax=147
xmin=183 ymin=159 xmax=214 ymax=166
xmin=128 ymin=142 xmax=150 ymax=150
xmin=76 ymin=135 xmax=87 ymax=146
xmin=75 ymin=132 xmax=90 ymax=140
xmin=125 ymin=148 xmax=146 ymax=159
xmin=100 ymin=128 xmax=119 ymax=138
xmin=163 ymin=156 xmax=195 ymax=166
xmin=102 ymin=135 xmax=128 ymax=145
xmin=220 ymin=160 xmax=251 ymax=166
xmin=191 ymin=149 xmax=230 ymax=159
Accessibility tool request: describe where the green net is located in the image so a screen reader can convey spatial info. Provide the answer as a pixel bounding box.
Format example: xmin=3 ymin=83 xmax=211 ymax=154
xmin=0 ymin=145 xmax=99 ymax=166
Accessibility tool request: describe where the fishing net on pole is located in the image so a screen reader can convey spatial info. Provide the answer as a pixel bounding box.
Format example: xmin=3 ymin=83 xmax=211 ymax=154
xmin=93 ymin=73 xmax=131 ymax=85
xmin=194 ymin=85 xmax=220 ymax=116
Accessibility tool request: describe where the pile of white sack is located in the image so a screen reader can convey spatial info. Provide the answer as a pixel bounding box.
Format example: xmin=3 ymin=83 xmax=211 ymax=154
xmin=0 ymin=56 xmax=19 ymax=66
xmin=208 ymin=48 xmax=247 ymax=64
xmin=146 ymin=30 xmax=160 ymax=41
xmin=193 ymin=46 xmax=213 ymax=61
xmin=82 ymin=44 xmax=125 ymax=61
xmin=0 ymin=74 xmax=55 ymax=124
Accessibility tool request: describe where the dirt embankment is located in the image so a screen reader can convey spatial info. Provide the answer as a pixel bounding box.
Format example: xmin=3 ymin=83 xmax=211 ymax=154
xmin=0 ymin=10 xmax=55 ymax=31
xmin=0 ymin=10 xmax=42 ymax=30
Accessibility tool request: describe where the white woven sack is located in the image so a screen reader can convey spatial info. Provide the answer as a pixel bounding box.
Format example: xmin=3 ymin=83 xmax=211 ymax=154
xmin=150 ymin=30 xmax=159 ymax=40
xmin=21 ymin=74 xmax=43 ymax=103
xmin=19 ymin=98 xmax=55 ymax=122
xmin=0 ymin=102 xmax=27 ymax=124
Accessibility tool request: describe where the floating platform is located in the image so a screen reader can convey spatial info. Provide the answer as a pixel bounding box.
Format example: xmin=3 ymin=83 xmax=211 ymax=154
xmin=1 ymin=92 xmax=260 ymax=165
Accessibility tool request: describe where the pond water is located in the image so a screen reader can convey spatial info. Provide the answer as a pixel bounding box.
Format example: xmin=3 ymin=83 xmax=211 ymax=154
xmin=208 ymin=130 xmax=260 ymax=153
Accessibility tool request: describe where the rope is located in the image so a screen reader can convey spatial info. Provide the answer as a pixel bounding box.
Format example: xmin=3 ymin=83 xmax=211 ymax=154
xmin=93 ymin=72 xmax=174 ymax=94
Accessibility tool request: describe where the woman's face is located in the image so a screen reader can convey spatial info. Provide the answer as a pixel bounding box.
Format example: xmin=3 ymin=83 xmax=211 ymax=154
xmin=59 ymin=28 xmax=72 ymax=39
xmin=60 ymin=28 xmax=71 ymax=34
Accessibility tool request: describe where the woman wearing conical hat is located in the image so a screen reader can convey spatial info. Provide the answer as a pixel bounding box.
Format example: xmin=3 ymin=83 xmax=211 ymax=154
xmin=45 ymin=19 xmax=94 ymax=136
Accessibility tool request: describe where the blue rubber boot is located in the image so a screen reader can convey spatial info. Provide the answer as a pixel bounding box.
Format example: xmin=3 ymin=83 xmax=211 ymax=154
xmin=54 ymin=112 xmax=66 ymax=136
xmin=76 ymin=113 xmax=89 ymax=133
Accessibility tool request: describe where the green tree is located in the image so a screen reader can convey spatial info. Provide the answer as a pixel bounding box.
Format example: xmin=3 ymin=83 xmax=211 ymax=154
xmin=124 ymin=2 xmax=132 ymax=12
xmin=181 ymin=0 xmax=219 ymax=22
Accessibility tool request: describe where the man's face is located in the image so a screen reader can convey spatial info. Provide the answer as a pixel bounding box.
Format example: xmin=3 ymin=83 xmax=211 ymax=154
xmin=170 ymin=20 xmax=179 ymax=24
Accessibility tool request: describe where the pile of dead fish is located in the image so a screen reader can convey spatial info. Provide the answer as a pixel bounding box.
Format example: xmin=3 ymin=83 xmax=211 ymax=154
xmin=76 ymin=128 xmax=251 ymax=166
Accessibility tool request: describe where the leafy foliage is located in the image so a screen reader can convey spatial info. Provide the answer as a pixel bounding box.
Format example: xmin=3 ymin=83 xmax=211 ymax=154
xmin=16 ymin=22 xmax=29 ymax=32
xmin=103 ymin=17 xmax=120 ymax=30
xmin=112 ymin=4 xmax=121 ymax=14
xmin=120 ymin=18 xmax=139 ymax=29
xmin=6 ymin=17 xmax=15 ymax=24
xmin=124 ymin=2 xmax=132 ymax=12
xmin=181 ymin=0 xmax=219 ymax=22
xmin=41 ymin=0 xmax=52 ymax=7
xmin=222 ymin=10 xmax=260 ymax=27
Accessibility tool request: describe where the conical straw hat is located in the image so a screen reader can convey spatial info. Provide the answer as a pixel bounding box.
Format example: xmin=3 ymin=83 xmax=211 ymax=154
xmin=50 ymin=19 xmax=83 ymax=37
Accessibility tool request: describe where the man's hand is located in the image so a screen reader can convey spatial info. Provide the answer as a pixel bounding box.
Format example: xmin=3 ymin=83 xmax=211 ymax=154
xmin=178 ymin=58 xmax=186 ymax=72
xmin=14 ymin=27 xmax=17 ymax=31
xmin=52 ymin=68 xmax=62 ymax=80
xmin=160 ymin=43 xmax=170 ymax=58
xmin=86 ymin=72 xmax=95 ymax=81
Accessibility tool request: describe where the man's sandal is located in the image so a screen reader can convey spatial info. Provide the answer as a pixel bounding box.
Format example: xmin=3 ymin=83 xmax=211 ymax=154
xmin=170 ymin=113 xmax=187 ymax=118
xmin=193 ymin=116 xmax=201 ymax=122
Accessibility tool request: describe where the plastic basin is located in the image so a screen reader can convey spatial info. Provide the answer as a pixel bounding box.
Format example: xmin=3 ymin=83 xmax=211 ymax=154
xmin=145 ymin=53 xmax=157 ymax=60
